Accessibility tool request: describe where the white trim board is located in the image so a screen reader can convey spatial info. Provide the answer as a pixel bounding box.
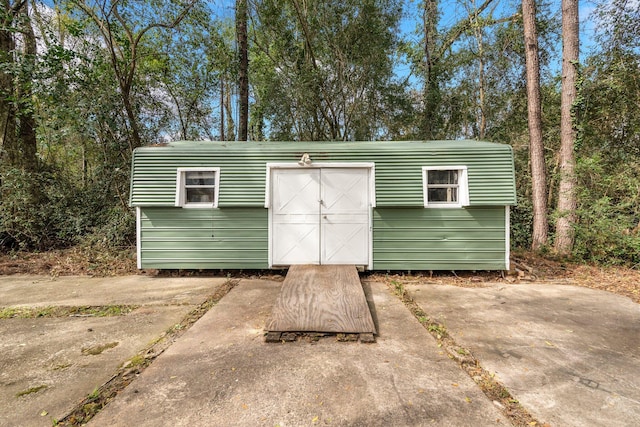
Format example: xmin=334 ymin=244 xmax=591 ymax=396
xmin=136 ymin=207 xmax=142 ymax=269
xmin=505 ymin=206 xmax=510 ymax=271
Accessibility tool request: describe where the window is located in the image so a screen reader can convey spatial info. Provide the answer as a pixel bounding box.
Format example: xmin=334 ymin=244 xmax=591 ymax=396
xmin=422 ymin=166 xmax=469 ymax=207
xmin=175 ymin=168 xmax=220 ymax=208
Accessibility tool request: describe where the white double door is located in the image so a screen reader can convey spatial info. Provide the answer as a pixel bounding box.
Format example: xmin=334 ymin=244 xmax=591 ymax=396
xmin=271 ymin=167 xmax=370 ymax=266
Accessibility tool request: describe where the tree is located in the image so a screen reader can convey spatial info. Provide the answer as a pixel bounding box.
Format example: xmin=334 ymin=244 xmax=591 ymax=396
xmin=563 ymin=0 xmax=640 ymax=264
xmin=554 ymin=0 xmax=579 ymax=254
xmin=16 ymin=1 xmax=38 ymax=171
xmin=250 ymin=0 xmax=404 ymax=141
xmin=142 ymin=5 xmax=229 ymax=141
xmin=522 ymin=0 xmax=548 ymax=249
xmin=0 ymin=0 xmax=19 ymax=168
xmin=236 ymin=0 xmax=248 ymax=141
xmin=420 ymin=0 xmax=440 ymax=139
xmin=71 ymin=0 xmax=197 ymax=150
xmin=410 ymin=0 xmax=525 ymax=140
xmin=582 ymin=0 xmax=640 ymax=161
xmin=1 ymin=0 xmax=38 ymax=172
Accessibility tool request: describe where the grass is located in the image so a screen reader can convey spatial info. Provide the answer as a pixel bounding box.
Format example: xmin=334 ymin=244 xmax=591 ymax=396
xmin=87 ymin=388 xmax=100 ymax=400
xmin=16 ymin=384 xmax=48 ymax=397
xmin=0 ymin=305 xmax=139 ymax=319
xmin=81 ymin=342 xmax=119 ymax=356
xmin=127 ymin=354 xmax=147 ymax=368
xmin=52 ymin=363 xmax=72 ymax=371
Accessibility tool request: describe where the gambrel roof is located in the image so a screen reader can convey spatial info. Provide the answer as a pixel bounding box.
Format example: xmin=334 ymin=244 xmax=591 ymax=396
xmin=130 ymin=140 xmax=516 ymax=207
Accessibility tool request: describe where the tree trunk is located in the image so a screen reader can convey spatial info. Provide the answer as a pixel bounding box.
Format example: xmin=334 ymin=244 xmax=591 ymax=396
xmin=224 ymin=80 xmax=236 ymax=141
xmin=120 ymin=81 xmax=142 ymax=150
xmin=421 ymin=0 xmax=439 ymax=140
xmin=0 ymin=1 xmax=17 ymax=167
xmin=236 ymin=0 xmax=249 ymax=141
xmin=220 ymin=79 xmax=225 ymax=141
xmin=522 ymin=0 xmax=549 ymax=250
xmin=471 ymin=2 xmax=486 ymax=139
xmin=1 ymin=0 xmax=38 ymax=172
xmin=16 ymin=0 xmax=38 ymax=171
xmin=555 ymin=0 xmax=579 ymax=254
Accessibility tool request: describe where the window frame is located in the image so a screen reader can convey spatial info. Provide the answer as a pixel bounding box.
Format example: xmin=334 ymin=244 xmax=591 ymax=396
xmin=175 ymin=167 xmax=221 ymax=208
xmin=422 ymin=166 xmax=469 ymax=208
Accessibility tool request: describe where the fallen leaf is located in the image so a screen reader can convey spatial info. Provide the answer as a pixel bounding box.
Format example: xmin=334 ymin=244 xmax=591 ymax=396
xmin=312 ymin=416 xmax=319 ymax=423
xmin=40 ymin=411 xmax=48 ymax=417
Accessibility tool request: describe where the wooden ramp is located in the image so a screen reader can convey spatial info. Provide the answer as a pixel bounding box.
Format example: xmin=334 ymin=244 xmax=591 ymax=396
xmin=265 ymin=265 xmax=376 ymax=338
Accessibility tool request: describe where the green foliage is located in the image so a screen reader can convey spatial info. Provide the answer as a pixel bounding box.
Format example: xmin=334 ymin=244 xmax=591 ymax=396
xmin=0 ymin=168 xmax=72 ymax=250
xmin=561 ymin=0 xmax=640 ymax=265
xmin=82 ymin=205 xmax=136 ymax=250
xmin=251 ymin=0 xmax=405 ymax=140
xmin=404 ymin=0 xmax=560 ymax=140
xmin=0 ymin=167 xmax=134 ymax=251
xmin=571 ymin=156 xmax=640 ymax=266
xmin=138 ymin=2 xmax=226 ymax=140
xmin=511 ymin=191 xmax=534 ymax=250
xmin=573 ymin=197 xmax=640 ymax=266
xmin=581 ymin=51 xmax=640 ymax=162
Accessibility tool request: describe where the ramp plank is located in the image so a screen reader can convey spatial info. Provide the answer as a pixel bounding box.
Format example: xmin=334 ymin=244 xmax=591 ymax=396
xmin=265 ymin=265 xmax=376 ymax=334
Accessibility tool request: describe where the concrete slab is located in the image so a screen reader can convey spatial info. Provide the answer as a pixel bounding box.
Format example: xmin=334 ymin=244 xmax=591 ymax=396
xmin=0 ymin=275 xmax=220 ymax=307
xmin=88 ymin=280 xmax=508 ymax=427
xmin=0 ymin=275 xmax=227 ymax=427
xmin=407 ymin=282 xmax=640 ymax=427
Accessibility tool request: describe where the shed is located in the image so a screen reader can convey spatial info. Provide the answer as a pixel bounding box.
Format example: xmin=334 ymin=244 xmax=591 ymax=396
xmin=130 ymin=140 xmax=516 ymax=271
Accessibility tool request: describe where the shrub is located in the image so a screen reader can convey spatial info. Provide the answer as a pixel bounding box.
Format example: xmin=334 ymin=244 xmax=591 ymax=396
xmin=0 ymin=167 xmax=134 ymax=252
xmin=572 ymin=156 xmax=640 ymax=266
xmin=0 ymin=168 xmax=71 ymax=250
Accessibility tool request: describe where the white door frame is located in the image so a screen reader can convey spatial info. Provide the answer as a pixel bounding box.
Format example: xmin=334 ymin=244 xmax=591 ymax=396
xmin=265 ymin=162 xmax=376 ymax=270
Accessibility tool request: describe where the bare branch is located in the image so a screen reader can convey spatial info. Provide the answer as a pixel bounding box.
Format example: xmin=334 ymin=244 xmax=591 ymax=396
xmin=435 ymin=0 xmax=496 ymax=62
xmin=134 ymin=0 xmax=197 ymax=48
xmin=10 ymin=0 xmax=27 ymax=14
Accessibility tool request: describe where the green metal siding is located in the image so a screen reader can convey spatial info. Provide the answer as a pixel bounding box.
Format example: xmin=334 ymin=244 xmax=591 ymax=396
xmin=373 ymin=207 xmax=507 ymax=270
xmin=138 ymin=205 xmax=507 ymax=271
xmin=130 ymin=141 xmax=516 ymax=208
xmin=139 ymin=207 xmax=268 ymax=269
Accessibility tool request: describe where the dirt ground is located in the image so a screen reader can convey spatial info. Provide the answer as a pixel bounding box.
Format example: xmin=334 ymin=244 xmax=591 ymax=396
xmin=0 ymin=247 xmax=638 ymax=304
